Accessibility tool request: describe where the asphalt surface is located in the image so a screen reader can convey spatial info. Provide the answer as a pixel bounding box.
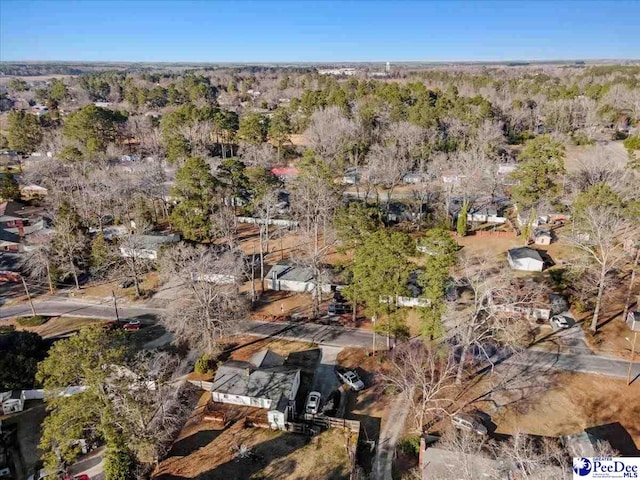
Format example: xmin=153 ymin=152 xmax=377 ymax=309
xmin=1 ymin=298 xmax=639 ymax=380
xmin=0 ymin=298 xmax=163 ymax=321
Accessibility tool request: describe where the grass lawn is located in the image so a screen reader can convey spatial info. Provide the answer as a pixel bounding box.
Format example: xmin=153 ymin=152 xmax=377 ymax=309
xmin=13 ymin=316 xmax=109 ymax=338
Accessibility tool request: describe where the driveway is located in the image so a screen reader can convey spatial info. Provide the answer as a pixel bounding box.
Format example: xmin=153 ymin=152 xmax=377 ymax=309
xmin=310 ymin=346 xmax=342 ymax=401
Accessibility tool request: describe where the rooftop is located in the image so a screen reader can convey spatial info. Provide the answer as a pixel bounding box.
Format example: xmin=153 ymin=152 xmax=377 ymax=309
xmin=508 ymin=247 xmax=544 ymax=262
xmin=211 ymin=352 xmax=299 ymax=411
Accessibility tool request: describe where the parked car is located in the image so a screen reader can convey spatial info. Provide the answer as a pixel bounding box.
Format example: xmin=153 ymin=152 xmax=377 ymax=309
xmin=305 ymin=391 xmax=322 ymax=415
xmin=452 ymin=413 xmax=488 ymax=435
xmin=550 ymin=314 xmax=572 ymax=330
xmin=102 ymin=321 xmax=121 ymax=330
xmin=327 ymin=302 xmax=350 ymax=315
xmin=336 ymin=369 xmax=365 ymax=391
xmin=123 ymin=320 xmax=141 ymax=331
xmin=27 ymin=469 xmax=63 ymax=480
xmin=118 ymin=278 xmax=134 ymax=289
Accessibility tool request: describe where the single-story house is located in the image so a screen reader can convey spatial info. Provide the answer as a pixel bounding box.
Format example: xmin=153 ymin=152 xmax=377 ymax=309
xmin=119 ymin=233 xmax=180 ymax=260
xmin=20 ymin=184 xmax=48 ymax=199
xmin=441 ymin=171 xmax=465 ymax=185
xmin=467 ymin=207 xmax=506 ymax=224
xmin=507 ymin=247 xmax=545 ymax=272
xmin=0 ymin=390 xmax=25 ymax=415
xmin=627 ymin=311 xmax=640 ymax=332
xmin=561 ymin=431 xmax=605 ymax=458
xmin=266 ymin=261 xmax=339 ymax=294
xmin=271 ymin=167 xmax=299 ymax=180
xmin=341 ymin=167 xmax=363 ymax=185
xmin=420 ymin=442 xmax=503 ymax=479
xmin=210 ymin=349 xmax=300 ymax=430
xmin=402 ymin=172 xmax=429 ymax=184
xmin=420 ymin=435 xmax=565 ymax=480
xmin=533 ymin=229 xmax=552 ymax=246
xmin=497 ymin=163 xmax=517 ymax=176
xmin=0 ymin=149 xmax=20 ymax=167
xmin=0 ymin=228 xmax=21 ymax=252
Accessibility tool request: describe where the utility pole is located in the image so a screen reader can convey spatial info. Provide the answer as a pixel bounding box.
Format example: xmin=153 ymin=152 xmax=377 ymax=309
xmin=372 ymin=316 xmax=376 ymax=357
xmin=627 ymin=331 xmax=638 ymax=386
xmin=112 ymin=290 xmax=120 ymax=322
xmin=21 ymin=275 xmax=36 ymax=317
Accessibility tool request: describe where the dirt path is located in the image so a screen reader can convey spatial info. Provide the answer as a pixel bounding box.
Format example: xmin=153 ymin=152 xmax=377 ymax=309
xmin=372 ymin=391 xmax=411 ymax=480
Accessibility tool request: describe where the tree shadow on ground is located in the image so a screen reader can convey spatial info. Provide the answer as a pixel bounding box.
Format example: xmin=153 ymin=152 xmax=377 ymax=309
xmin=156 ymin=431 xmax=311 ymax=480
xmin=167 ymin=429 xmax=224 ymax=457
xmin=586 ymin=422 xmax=640 ymax=456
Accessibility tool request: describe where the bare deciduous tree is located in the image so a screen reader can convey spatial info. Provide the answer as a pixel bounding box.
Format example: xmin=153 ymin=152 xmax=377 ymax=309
xmin=160 ymin=244 xmax=249 ymax=353
xmin=565 ymin=205 xmax=630 ymax=331
xmin=380 ymin=342 xmax=457 ymax=433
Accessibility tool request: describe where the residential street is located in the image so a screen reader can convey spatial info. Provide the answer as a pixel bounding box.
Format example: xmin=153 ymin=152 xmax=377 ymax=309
xmin=1 ymin=297 xmax=638 ymax=381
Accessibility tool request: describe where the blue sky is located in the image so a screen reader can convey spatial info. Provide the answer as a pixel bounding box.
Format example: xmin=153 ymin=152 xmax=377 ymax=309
xmin=1 ymin=0 xmax=639 ymax=62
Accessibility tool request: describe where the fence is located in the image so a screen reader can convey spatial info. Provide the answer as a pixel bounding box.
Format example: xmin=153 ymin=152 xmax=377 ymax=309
xmin=188 ymin=380 xmax=214 ymax=390
xmin=237 ymin=217 xmax=299 ymax=227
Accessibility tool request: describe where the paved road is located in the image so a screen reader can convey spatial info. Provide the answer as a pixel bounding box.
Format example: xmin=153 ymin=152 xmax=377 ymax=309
xmin=0 ymin=298 xmax=163 ymax=321
xmin=2 ymin=299 xmax=638 ymax=380
xmin=246 ymin=320 xmax=387 ymax=349
xmin=507 ymin=349 xmax=640 ymax=380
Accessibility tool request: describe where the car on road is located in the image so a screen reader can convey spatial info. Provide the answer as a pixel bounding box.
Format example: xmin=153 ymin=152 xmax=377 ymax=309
xmin=305 ymin=391 xmax=322 ymax=415
xmin=123 ymin=320 xmax=141 ymax=331
xmin=550 ymin=314 xmax=572 ymax=330
xmin=336 ymin=369 xmax=364 ymax=391
xmin=452 ymin=413 xmax=488 ymax=435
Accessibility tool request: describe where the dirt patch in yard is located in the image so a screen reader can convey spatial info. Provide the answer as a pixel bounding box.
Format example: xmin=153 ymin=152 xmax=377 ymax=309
xmin=227 ymin=335 xmax=315 ymax=362
xmin=154 ymin=421 xmax=350 ymax=480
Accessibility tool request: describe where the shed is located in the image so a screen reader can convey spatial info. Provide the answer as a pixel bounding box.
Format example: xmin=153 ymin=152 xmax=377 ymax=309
xmin=533 ymin=229 xmax=552 ymax=246
xmin=507 ymin=247 xmax=544 ymax=272
xmin=627 ymin=311 xmax=640 ymax=332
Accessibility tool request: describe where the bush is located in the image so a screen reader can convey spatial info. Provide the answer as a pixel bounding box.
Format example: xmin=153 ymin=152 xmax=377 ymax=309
xmin=397 ymin=436 xmax=421 ymax=457
xmin=104 ymin=447 xmax=134 ymax=480
xmin=0 ymin=325 xmax=16 ymax=334
xmin=571 ymin=132 xmax=595 ymax=146
xmin=16 ymin=315 xmax=46 ymax=327
xmin=624 ymin=134 xmax=640 ymax=151
xmin=194 ymin=354 xmax=210 ymax=374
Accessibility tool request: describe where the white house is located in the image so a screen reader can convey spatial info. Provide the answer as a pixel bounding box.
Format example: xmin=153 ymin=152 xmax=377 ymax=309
xmin=119 ymin=233 xmax=180 ymax=260
xmin=627 ymin=311 xmax=640 ymax=331
xmin=266 ymin=261 xmax=338 ymax=294
xmin=0 ymin=390 xmax=25 ymax=414
xmin=507 ymin=247 xmax=545 ymax=272
xmin=210 ymin=350 xmax=300 ymax=430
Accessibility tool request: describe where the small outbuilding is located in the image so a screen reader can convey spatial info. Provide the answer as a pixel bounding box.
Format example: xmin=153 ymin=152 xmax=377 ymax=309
xmin=533 ymin=229 xmax=552 ymax=246
xmin=507 ymin=247 xmax=545 ymax=272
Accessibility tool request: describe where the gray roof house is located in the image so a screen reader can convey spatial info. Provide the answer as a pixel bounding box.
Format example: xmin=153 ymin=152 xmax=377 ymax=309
xmin=266 ymin=261 xmax=340 ymax=294
xmin=507 ymin=247 xmax=545 ymax=272
xmin=210 ymin=349 xmax=300 ymax=430
xmin=627 ymin=311 xmax=640 ymax=332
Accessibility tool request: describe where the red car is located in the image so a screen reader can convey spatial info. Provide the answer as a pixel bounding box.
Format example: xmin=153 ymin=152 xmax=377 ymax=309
xmin=123 ymin=320 xmax=141 ymax=331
